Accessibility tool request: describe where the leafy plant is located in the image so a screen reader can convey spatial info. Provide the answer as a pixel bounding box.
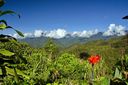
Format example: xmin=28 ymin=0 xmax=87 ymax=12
xmin=114 ymin=68 xmax=122 ymax=79
xmin=122 ymin=15 xmax=128 ymax=19
xmin=0 ymin=0 xmax=25 ymax=84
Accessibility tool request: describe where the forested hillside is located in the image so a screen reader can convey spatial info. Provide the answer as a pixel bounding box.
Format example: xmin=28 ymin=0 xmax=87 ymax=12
xmin=1 ymin=33 xmax=128 ymax=84
xmin=0 ymin=0 xmax=128 ymax=85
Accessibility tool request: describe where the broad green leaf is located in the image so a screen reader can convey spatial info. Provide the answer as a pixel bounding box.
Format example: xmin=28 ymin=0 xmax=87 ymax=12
xmin=114 ymin=68 xmax=122 ymax=79
xmin=122 ymin=15 xmax=128 ymax=19
xmin=3 ymin=62 xmax=14 ymax=66
xmin=14 ymin=29 xmax=24 ymax=37
xmin=0 ymin=49 xmax=14 ymax=56
xmin=6 ymin=66 xmax=30 ymax=79
xmin=0 ymin=10 xmax=20 ymax=18
xmin=0 ymin=10 xmax=15 ymax=16
xmin=0 ymin=23 xmax=7 ymax=30
xmin=0 ymin=0 xmax=4 ymax=7
xmin=0 ymin=20 xmax=7 ymax=26
xmin=0 ymin=34 xmax=17 ymax=42
xmin=8 ymin=27 xmax=24 ymax=37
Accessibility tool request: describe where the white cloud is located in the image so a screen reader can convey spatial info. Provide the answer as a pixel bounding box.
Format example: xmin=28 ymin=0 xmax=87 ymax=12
xmin=11 ymin=24 xmax=127 ymax=39
xmin=12 ymin=32 xmax=33 ymax=39
xmin=12 ymin=30 xmax=44 ymax=39
xmin=72 ymin=29 xmax=98 ymax=38
xmin=24 ymin=33 xmax=33 ymax=38
xmin=12 ymin=29 xmax=99 ymax=39
xmin=34 ymin=30 xmax=43 ymax=37
xmin=12 ymin=33 xmax=20 ymax=39
xmin=46 ymin=29 xmax=67 ymax=38
xmin=103 ymin=24 xmax=126 ymax=36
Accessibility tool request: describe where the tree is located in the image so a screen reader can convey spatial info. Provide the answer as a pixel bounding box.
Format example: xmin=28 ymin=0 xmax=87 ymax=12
xmin=0 ymin=0 xmax=25 ymax=84
xmin=44 ymin=38 xmax=58 ymax=60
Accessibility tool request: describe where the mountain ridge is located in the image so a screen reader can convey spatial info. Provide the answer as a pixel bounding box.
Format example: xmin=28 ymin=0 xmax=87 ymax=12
xmin=18 ymin=32 xmax=126 ymax=48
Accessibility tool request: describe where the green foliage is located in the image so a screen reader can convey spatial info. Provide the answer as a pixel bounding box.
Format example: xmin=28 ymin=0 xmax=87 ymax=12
xmin=0 ymin=0 xmax=128 ymax=84
xmin=24 ymin=50 xmax=52 ymax=84
xmin=0 ymin=0 xmax=4 ymax=7
xmin=114 ymin=68 xmax=122 ymax=79
xmin=44 ymin=38 xmax=59 ymax=60
xmin=125 ymin=55 xmax=128 ymax=67
xmin=0 ymin=0 xmax=23 ymax=36
xmin=44 ymin=38 xmax=58 ymax=54
xmin=3 ymin=76 xmax=16 ymax=85
xmin=0 ymin=35 xmax=127 ymax=84
xmin=54 ymin=53 xmax=79 ymax=77
xmin=0 ymin=10 xmax=20 ymax=17
xmin=0 ymin=0 xmax=25 ymax=84
xmin=14 ymin=29 xmax=24 ymax=37
xmin=0 ymin=22 xmax=6 ymax=30
xmin=91 ymin=77 xmax=110 ymax=85
xmin=0 ymin=49 xmax=14 ymax=56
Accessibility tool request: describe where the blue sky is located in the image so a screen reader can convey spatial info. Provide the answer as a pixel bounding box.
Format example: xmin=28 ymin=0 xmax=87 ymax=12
xmin=1 ymin=0 xmax=128 ymax=37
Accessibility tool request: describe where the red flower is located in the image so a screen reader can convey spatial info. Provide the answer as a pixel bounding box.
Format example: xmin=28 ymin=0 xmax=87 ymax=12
xmin=88 ymin=55 xmax=100 ymax=64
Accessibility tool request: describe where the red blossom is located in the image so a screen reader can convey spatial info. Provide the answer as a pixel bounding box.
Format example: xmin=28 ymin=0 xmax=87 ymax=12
xmin=88 ymin=55 xmax=100 ymax=64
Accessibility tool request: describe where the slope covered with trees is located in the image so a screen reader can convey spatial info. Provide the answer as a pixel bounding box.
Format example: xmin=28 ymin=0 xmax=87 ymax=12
xmin=0 ymin=0 xmax=128 ymax=85
xmin=1 ymin=33 xmax=128 ymax=85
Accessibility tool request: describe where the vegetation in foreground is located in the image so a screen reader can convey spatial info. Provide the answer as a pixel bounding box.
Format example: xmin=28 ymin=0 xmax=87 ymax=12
xmin=0 ymin=0 xmax=128 ymax=85
xmin=1 ymin=32 xmax=128 ymax=85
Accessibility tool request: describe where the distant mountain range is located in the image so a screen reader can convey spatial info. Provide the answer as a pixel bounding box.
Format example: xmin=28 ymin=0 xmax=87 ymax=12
xmin=18 ymin=32 xmax=126 ymax=48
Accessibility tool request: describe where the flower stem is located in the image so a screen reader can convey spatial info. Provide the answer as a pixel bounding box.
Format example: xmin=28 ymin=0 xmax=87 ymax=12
xmin=91 ymin=64 xmax=94 ymax=84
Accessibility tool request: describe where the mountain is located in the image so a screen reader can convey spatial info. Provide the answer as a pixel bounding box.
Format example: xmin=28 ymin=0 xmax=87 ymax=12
xmin=18 ymin=32 xmax=120 ymax=48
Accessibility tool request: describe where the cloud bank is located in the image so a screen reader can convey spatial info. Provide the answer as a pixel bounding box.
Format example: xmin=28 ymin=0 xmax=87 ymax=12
xmin=46 ymin=29 xmax=67 ymax=38
xmin=72 ymin=29 xmax=98 ymax=38
xmin=103 ymin=24 xmax=126 ymax=36
xmin=34 ymin=30 xmax=43 ymax=37
xmin=12 ymin=24 xmax=127 ymax=39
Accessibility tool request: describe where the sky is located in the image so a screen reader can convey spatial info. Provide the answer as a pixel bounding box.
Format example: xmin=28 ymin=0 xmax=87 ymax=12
xmin=1 ymin=0 xmax=128 ymax=38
